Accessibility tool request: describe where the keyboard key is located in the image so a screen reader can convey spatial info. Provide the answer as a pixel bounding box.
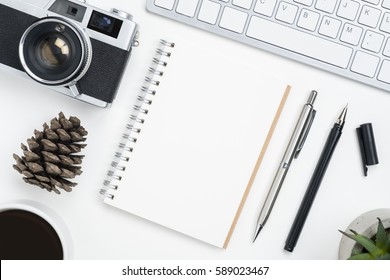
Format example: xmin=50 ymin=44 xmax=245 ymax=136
xmin=359 ymin=5 xmax=381 ymax=28
xmin=232 ymin=0 xmax=253 ymax=9
xmin=318 ymin=16 xmax=341 ymax=38
xmin=378 ymin=60 xmax=390 ymax=83
xmin=362 ymin=30 xmax=384 ymax=53
xmin=297 ymin=9 xmax=320 ymax=31
xmin=155 ymin=0 xmax=175 ymax=10
xmin=220 ymin=7 xmax=248 ymax=33
xmin=275 ymin=2 xmax=298 ymax=24
xmin=384 ymin=38 xmax=390 ymax=57
xmin=337 ymin=0 xmax=360 ymax=21
xmin=254 ymin=0 xmax=277 ymax=17
xmin=246 ymin=16 xmax=353 ymax=68
xmin=315 ymin=0 xmax=338 ymax=14
xmin=351 ymin=51 xmax=379 ymax=77
xmin=340 ymin=23 xmax=363 ymax=45
xmin=177 ymin=0 xmax=199 ymax=17
xmin=383 ymin=0 xmax=390 ymax=9
xmin=198 ymin=0 xmax=221 ymax=24
xmin=380 ymin=12 xmax=390 ymax=33
xmin=294 ymin=0 xmax=314 ymax=6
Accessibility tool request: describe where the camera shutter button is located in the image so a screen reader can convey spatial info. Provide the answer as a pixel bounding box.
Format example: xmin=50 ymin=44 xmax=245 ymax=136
xmin=112 ymin=9 xmax=133 ymax=20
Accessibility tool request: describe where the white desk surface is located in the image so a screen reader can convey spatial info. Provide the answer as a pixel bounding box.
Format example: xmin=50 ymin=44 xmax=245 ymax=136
xmin=1 ymin=0 xmax=389 ymax=260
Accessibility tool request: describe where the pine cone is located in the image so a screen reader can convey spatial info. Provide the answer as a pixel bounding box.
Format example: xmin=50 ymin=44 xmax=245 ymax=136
xmin=13 ymin=112 xmax=88 ymax=194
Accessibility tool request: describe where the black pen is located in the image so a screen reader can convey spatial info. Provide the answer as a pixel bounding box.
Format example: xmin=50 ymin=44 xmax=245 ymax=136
xmin=284 ymin=105 xmax=348 ymax=252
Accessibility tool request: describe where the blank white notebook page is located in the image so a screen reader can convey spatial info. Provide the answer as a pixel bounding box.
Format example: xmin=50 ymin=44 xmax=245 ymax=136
xmin=104 ymin=40 xmax=290 ymax=248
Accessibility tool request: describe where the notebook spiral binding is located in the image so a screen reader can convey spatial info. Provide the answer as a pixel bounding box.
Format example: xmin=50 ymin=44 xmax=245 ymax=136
xmin=100 ymin=39 xmax=175 ymax=200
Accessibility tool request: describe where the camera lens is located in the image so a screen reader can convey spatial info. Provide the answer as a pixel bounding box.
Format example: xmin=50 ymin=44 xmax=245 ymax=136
xmin=19 ymin=18 xmax=92 ymax=86
xmin=36 ymin=34 xmax=70 ymax=69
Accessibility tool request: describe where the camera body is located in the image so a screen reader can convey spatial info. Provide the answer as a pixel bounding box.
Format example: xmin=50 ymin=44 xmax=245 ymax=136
xmin=0 ymin=0 xmax=139 ymax=107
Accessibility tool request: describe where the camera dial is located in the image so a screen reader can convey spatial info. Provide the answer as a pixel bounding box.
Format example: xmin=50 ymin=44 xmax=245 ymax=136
xmin=112 ymin=9 xmax=133 ymax=20
xmin=19 ymin=17 xmax=92 ymax=87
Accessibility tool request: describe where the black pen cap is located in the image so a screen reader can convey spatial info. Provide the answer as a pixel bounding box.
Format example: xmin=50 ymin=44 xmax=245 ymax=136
xmin=357 ymin=123 xmax=379 ymax=176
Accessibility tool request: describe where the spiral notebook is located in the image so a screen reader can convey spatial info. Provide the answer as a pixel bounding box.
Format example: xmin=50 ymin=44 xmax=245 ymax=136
xmin=101 ymin=39 xmax=291 ymax=248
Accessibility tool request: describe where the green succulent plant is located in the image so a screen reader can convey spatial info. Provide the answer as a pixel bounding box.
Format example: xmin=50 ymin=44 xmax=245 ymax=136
xmin=339 ymin=218 xmax=390 ymax=260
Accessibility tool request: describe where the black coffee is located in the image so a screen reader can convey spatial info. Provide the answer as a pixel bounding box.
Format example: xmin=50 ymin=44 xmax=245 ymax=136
xmin=0 ymin=209 xmax=63 ymax=260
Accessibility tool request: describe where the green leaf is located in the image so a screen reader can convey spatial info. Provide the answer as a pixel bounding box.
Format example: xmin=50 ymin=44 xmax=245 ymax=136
xmin=338 ymin=229 xmax=355 ymax=240
xmin=376 ymin=253 xmax=390 ymax=260
xmin=351 ymin=247 xmax=362 ymax=256
xmin=348 ymin=253 xmax=374 ymax=260
xmin=344 ymin=230 xmax=380 ymax=256
xmin=375 ymin=218 xmax=387 ymax=249
xmin=384 ymin=239 xmax=390 ymax=252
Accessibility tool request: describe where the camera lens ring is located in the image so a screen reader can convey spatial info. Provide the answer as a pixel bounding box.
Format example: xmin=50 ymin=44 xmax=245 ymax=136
xmin=19 ymin=17 xmax=92 ymax=86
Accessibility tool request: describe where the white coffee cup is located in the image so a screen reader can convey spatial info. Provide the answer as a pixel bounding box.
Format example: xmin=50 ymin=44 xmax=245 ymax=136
xmin=0 ymin=200 xmax=72 ymax=259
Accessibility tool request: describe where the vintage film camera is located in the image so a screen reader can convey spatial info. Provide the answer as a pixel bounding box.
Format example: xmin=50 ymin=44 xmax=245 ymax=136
xmin=0 ymin=0 xmax=139 ymax=107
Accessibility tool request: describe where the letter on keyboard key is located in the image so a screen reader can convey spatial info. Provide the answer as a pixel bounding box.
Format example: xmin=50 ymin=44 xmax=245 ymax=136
xmin=177 ymin=0 xmax=199 ymax=17
xmin=254 ymin=0 xmax=277 ymax=17
xmin=220 ymin=7 xmax=248 ymax=33
xmin=275 ymin=2 xmax=298 ymax=24
xmin=318 ymin=16 xmax=342 ymax=38
xmin=380 ymin=13 xmax=390 ymax=34
xmin=362 ymin=30 xmax=384 ymax=53
xmin=246 ymin=16 xmax=353 ymax=68
xmin=378 ymin=60 xmax=390 ymax=84
xmin=337 ymin=0 xmax=360 ymax=21
xmin=351 ymin=51 xmax=379 ymax=77
xmin=340 ymin=23 xmax=363 ymax=45
xmin=155 ymin=0 xmax=175 ymax=10
xmin=359 ymin=5 xmax=381 ymax=28
xmin=297 ymin=9 xmax=320 ymax=31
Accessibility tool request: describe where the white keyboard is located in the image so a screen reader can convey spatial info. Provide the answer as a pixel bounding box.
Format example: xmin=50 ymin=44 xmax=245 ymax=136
xmin=146 ymin=0 xmax=390 ymax=93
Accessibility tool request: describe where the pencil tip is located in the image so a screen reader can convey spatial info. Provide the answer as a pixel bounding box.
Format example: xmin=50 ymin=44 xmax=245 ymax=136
xmin=253 ymin=225 xmax=263 ymax=243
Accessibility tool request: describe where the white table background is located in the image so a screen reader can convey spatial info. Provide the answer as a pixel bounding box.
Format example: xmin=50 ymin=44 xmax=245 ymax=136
xmin=1 ymin=0 xmax=389 ymax=259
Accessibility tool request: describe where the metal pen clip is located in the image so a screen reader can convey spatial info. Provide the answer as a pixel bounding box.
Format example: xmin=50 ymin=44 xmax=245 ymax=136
xmin=294 ymin=90 xmax=317 ymax=158
xmin=294 ymin=109 xmax=316 ymax=159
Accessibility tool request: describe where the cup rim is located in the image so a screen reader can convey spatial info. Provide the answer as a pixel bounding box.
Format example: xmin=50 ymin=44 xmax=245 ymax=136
xmin=0 ymin=199 xmax=72 ymax=259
